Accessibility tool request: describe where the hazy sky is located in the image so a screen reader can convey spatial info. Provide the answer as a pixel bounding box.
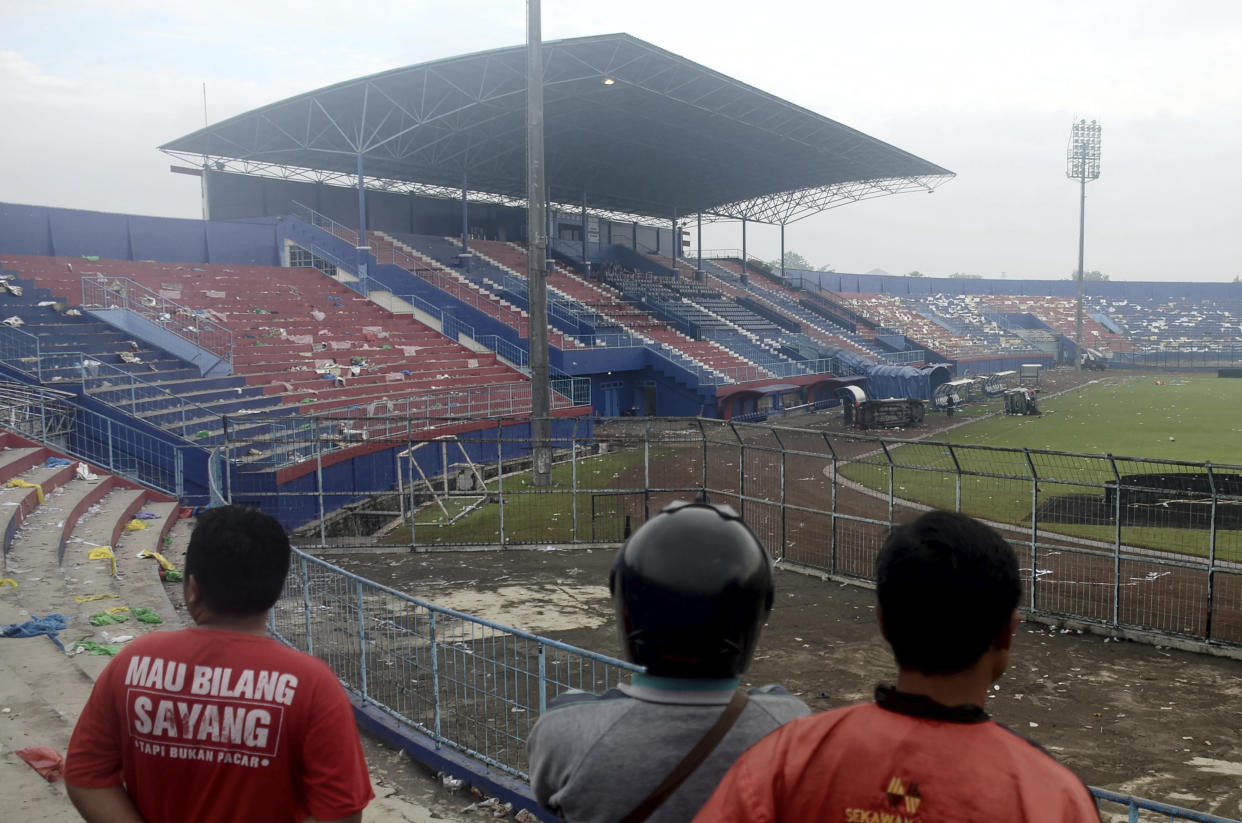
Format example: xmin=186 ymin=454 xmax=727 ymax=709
xmin=2 ymin=1 xmax=1240 ymax=281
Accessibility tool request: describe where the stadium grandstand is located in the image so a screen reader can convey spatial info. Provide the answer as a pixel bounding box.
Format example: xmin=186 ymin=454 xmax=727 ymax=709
xmin=2 ymin=32 xmax=1242 ymax=823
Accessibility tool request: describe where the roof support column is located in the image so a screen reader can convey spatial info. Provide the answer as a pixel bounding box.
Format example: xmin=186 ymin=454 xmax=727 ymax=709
xmin=696 ymin=214 xmax=703 ymax=282
xmin=355 ymin=153 xmax=370 ymax=297
xmin=741 ymin=217 xmax=748 ymax=284
xmin=460 ymin=171 xmax=470 ymax=273
xmin=671 ymin=206 xmax=678 ymax=278
xmin=526 ymin=0 xmax=552 ymax=487
xmin=580 ymin=192 xmax=589 ymax=270
xmin=780 ymin=221 xmax=786 ymax=282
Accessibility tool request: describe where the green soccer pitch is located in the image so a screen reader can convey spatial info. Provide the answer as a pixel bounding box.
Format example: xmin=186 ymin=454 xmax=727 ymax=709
xmin=841 ymin=372 xmax=1242 ymax=560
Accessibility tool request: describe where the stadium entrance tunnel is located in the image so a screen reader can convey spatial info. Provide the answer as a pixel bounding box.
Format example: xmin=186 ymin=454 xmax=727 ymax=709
xmin=1035 ymin=472 xmax=1242 ymax=530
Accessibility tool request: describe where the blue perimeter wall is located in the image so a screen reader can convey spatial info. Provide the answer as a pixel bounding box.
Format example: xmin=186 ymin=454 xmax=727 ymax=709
xmin=0 ymin=202 xmax=279 ymax=265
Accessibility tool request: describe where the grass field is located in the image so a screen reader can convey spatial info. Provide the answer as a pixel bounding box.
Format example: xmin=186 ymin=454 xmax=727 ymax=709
xmin=842 ymin=373 xmax=1242 ymax=560
xmin=941 ymin=373 xmax=1242 ymax=461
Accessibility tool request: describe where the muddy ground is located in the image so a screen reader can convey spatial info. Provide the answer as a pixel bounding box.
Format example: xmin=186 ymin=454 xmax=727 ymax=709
xmin=334 ymin=546 xmax=1242 ymax=820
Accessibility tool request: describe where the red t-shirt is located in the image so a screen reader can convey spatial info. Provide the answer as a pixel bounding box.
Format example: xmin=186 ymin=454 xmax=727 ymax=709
xmin=66 ymin=627 xmax=374 ymax=823
xmin=694 ymin=686 xmax=1100 ymax=823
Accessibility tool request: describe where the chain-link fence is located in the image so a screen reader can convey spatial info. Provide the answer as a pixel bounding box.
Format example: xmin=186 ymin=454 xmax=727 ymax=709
xmin=239 ymin=416 xmax=1242 ymax=651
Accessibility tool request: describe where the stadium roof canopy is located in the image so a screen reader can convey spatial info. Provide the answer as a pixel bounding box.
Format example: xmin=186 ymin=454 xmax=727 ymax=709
xmin=161 ymin=33 xmax=953 ymax=225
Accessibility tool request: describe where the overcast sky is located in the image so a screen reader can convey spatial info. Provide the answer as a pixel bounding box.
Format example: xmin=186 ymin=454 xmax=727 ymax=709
xmin=2 ymin=0 xmax=1240 ymax=281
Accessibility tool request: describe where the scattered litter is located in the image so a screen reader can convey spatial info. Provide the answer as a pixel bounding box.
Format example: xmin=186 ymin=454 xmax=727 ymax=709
xmin=110 ymin=634 xmax=134 ymax=644
xmin=0 ymin=578 xmax=16 ymax=589
xmin=137 ymin=549 xmax=175 ymax=571
xmin=72 ymin=641 xmax=121 ymax=656
xmin=6 ymin=478 xmax=45 ymax=503
xmin=75 ymin=463 xmax=99 ymax=482
xmin=88 ymin=545 xmax=118 ymax=576
xmin=73 ymin=593 xmax=119 ymax=603
xmin=133 ymin=510 xmax=161 ymax=520
xmin=89 ymin=610 xmax=130 ymax=626
xmin=44 ymin=457 xmax=72 ymax=468
xmin=1 ymin=614 xmax=71 ymax=651
xmin=132 ymin=607 xmax=163 ymax=624
xmin=160 ymin=569 xmax=184 ymax=583
xmin=3 ymin=316 xmax=25 ymax=327
xmin=15 ymin=746 xmax=64 ymax=782
xmin=124 ymin=519 xmax=148 ymax=531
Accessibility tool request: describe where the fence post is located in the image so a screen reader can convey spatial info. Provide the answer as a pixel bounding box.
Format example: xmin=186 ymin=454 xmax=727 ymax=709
xmin=106 ymin=418 xmax=114 ymax=471
xmin=174 ymin=449 xmax=184 ymax=500
xmin=1205 ymin=463 xmax=1217 ymax=641
xmin=429 ymin=610 xmax=442 ymax=747
xmin=732 ymin=422 xmax=744 ymax=519
xmin=537 ymin=642 xmax=548 ymax=715
xmin=496 ymin=421 xmax=505 ymax=547
xmin=571 ymin=418 xmax=579 ymax=543
xmin=1023 ymin=448 xmax=1039 ymax=613
xmin=643 ymin=429 xmax=651 ymax=522
xmin=315 ymin=436 xmax=326 ymax=545
xmin=1108 ymin=454 xmax=1122 ymax=627
xmin=355 ymin=579 xmax=368 ymax=700
xmin=823 ymin=433 xmax=838 ymax=576
xmin=881 ymin=440 xmax=895 ymax=530
xmin=946 ymin=444 xmax=963 ymax=512
xmin=301 ymin=556 xmax=314 ymax=656
xmin=773 ymin=427 xmax=787 ymax=562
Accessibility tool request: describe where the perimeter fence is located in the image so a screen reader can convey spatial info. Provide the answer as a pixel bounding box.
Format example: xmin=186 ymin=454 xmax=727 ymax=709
xmin=254 ymin=415 xmax=1242 ymax=651
xmin=273 ymin=519 xmax=1241 ymax=823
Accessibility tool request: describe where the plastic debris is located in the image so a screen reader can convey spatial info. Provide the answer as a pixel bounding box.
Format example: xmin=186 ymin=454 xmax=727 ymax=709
xmin=6 ymin=479 xmax=45 ymax=504
xmin=2 ymin=614 xmax=71 ymax=651
xmin=15 ymin=746 xmax=64 ymax=782
xmin=89 ymin=610 xmax=129 ymax=626
xmin=72 ymin=640 xmax=121 ymax=656
xmin=132 ymin=607 xmax=163 ymax=624
xmin=137 ymin=549 xmax=175 ymax=571
xmin=160 ymin=569 xmax=184 ymax=583
xmin=124 ymin=519 xmax=148 ymax=531
xmin=2 ymin=316 xmax=24 ymax=327
xmin=73 ymin=593 xmax=119 ymax=603
xmin=44 ymin=457 xmax=73 ymax=468
xmin=0 ymin=578 xmax=16 ymax=589
xmin=133 ymin=510 xmax=161 ymax=520
xmin=75 ymin=463 xmax=99 ymax=481
xmin=88 ymin=545 xmax=118 ymax=576
xmin=194 ymin=430 xmax=211 ymax=440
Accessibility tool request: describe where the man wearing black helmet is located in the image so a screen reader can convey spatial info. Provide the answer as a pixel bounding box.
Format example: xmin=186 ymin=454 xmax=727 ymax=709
xmin=692 ymin=509 xmax=1100 ymax=823
xmin=527 ymin=499 xmax=809 ymax=823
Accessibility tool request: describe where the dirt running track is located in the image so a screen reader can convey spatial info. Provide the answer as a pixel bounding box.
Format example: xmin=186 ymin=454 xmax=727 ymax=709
xmin=334 ymin=546 xmax=1242 ymax=820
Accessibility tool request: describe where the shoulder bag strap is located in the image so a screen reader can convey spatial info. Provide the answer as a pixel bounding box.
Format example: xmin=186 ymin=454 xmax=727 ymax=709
xmin=615 ymin=689 xmax=750 ymax=823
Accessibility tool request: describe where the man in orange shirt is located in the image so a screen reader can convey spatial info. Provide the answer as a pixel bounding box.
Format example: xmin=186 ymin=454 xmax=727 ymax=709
xmin=693 ymin=509 xmax=1100 ymax=823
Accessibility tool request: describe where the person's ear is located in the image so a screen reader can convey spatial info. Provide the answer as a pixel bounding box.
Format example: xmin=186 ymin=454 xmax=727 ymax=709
xmin=184 ymin=574 xmax=202 ymax=616
xmin=992 ymin=609 xmax=1020 ymax=652
xmin=875 ymin=604 xmax=888 ymax=642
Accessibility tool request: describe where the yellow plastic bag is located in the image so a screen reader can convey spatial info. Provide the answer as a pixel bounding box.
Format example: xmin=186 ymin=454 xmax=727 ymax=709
xmin=73 ymin=593 xmax=120 ymax=602
xmin=124 ymin=519 xmax=148 ymax=531
xmin=105 ymin=606 xmax=130 ymax=615
xmin=88 ymin=546 xmax=117 ymax=576
xmin=0 ymin=578 xmax=16 ymax=589
xmin=137 ymin=549 xmax=176 ymax=571
xmin=6 ymin=479 xmax=44 ymax=504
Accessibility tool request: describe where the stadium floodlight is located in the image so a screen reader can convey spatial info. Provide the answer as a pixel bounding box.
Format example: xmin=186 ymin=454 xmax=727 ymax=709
xmin=1067 ymin=119 xmax=1102 ymax=370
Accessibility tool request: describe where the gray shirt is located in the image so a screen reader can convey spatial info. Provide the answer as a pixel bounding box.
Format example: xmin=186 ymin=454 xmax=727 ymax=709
xmin=527 ymin=676 xmax=810 ymax=823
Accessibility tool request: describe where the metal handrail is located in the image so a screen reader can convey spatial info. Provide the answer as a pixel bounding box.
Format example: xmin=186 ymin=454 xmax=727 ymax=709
xmin=80 ymin=276 xmax=234 ymax=366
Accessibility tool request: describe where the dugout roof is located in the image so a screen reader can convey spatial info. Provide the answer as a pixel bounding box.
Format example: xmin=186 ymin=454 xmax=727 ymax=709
xmin=162 ymin=33 xmax=953 ymax=224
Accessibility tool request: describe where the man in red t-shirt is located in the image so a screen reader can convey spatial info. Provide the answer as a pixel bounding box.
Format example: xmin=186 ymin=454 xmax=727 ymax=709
xmin=694 ymin=509 xmax=1101 ymax=823
xmin=65 ymin=505 xmax=374 ymax=823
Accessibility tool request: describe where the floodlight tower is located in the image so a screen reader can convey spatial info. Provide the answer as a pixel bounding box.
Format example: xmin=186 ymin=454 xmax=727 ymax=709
xmin=1066 ymin=119 xmax=1101 ymax=369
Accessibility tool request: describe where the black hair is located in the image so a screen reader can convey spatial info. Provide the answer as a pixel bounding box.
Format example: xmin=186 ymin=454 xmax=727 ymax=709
xmin=876 ymin=509 xmax=1021 ymax=675
xmin=184 ymin=505 xmax=291 ymax=616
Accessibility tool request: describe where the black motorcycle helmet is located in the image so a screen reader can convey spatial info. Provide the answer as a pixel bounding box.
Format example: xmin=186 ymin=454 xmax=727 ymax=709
xmin=610 ymin=499 xmax=774 ymax=679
